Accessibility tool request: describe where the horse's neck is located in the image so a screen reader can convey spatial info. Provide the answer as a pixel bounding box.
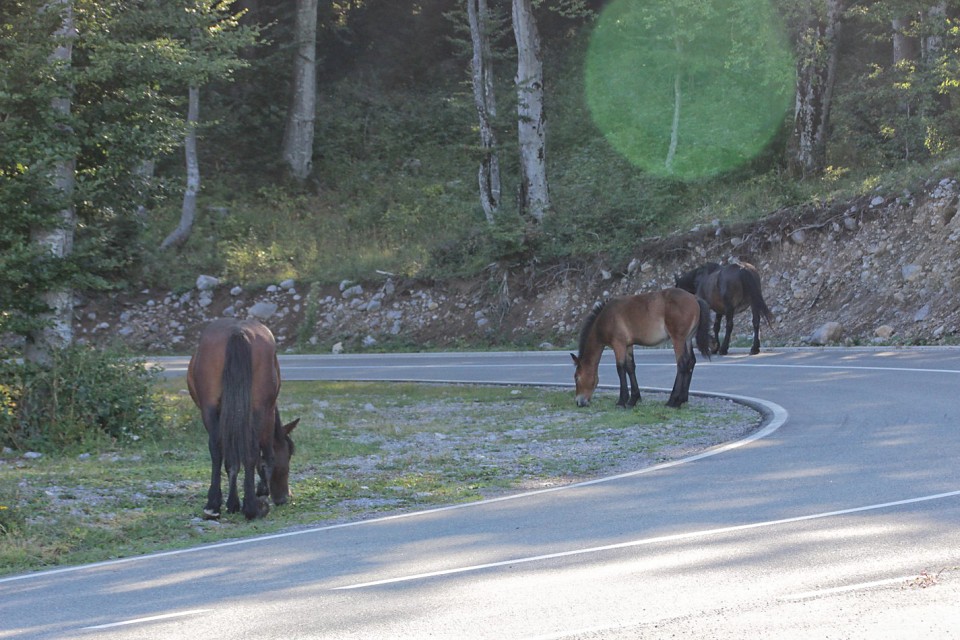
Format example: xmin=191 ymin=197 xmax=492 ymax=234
xmin=579 ymin=340 xmax=604 ymax=371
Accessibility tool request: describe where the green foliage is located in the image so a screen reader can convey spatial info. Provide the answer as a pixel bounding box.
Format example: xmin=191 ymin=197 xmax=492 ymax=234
xmin=0 ymin=346 xmax=167 ymax=453
xmin=0 ymin=0 xmax=258 ymax=345
xmin=7 ymin=0 xmax=960 ymax=318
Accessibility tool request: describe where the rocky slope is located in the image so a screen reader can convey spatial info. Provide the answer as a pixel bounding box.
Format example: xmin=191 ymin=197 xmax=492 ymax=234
xmin=75 ymin=177 xmax=960 ymax=354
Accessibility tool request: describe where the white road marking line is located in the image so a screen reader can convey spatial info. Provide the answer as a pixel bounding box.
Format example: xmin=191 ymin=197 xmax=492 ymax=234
xmin=333 ymin=490 xmax=960 ymax=590
xmin=82 ymin=609 xmax=211 ymax=630
xmin=0 ymin=392 xmax=785 ymax=586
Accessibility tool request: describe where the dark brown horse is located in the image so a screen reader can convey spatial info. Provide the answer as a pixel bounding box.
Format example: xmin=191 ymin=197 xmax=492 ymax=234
xmin=188 ymin=318 xmax=298 ymax=520
xmin=571 ymin=288 xmax=711 ymax=409
xmin=675 ymin=261 xmax=774 ymax=355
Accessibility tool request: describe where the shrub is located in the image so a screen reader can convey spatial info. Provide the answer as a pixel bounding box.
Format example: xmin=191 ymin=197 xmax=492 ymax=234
xmin=0 ymin=346 xmax=167 ymax=453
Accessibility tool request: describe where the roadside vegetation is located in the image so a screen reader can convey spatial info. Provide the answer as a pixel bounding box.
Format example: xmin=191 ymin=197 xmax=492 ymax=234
xmin=2 ymin=1 xmax=957 ymax=572
xmin=0 ymin=379 xmax=757 ymax=577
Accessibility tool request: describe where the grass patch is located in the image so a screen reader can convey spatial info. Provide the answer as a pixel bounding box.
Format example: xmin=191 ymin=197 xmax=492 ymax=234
xmin=0 ymin=380 xmax=757 ymax=577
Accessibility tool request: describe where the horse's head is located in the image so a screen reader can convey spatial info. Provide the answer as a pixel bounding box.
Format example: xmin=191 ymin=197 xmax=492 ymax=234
xmin=674 ymin=269 xmax=697 ymax=294
xmin=571 ymin=353 xmax=597 ymax=407
xmin=268 ymin=418 xmax=299 ymax=505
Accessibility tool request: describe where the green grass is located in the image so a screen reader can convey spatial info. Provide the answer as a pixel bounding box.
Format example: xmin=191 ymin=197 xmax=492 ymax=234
xmin=0 ymin=380 xmax=756 ymax=577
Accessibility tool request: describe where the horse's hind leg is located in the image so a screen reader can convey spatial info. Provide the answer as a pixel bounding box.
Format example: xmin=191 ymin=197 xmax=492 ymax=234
xmin=711 ymin=313 xmax=722 ymax=354
xmin=719 ymin=310 xmax=734 ymax=355
xmin=202 ymin=408 xmax=223 ymax=520
xmin=750 ymin=308 xmax=762 ymax=354
xmin=241 ymin=455 xmax=269 ymax=520
xmin=667 ymin=343 xmax=697 ymax=408
xmin=625 ymin=349 xmax=641 ymax=407
xmin=225 ymin=465 xmax=241 ymax=514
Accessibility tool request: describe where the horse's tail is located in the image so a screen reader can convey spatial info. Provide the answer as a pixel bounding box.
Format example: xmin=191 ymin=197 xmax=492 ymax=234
xmin=220 ymin=329 xmax=254 ymax=475
xmin=742 ymin=268 xmax=774 ymax=326
xmin=695 ymin=297 xmax=712 ymax=360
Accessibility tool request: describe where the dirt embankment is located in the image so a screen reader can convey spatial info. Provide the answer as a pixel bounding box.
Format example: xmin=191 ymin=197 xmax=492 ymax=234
xmin=75 ymin=178 xmax=960 ymax=353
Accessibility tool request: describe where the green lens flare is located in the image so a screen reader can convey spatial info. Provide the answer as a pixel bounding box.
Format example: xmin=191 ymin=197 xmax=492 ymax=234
xmin=585 ymin=0 xmax=794 ymax=179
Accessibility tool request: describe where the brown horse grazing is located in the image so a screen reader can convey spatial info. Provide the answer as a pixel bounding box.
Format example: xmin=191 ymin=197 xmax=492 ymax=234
xmin=675 ymin=261 xmax=774 ymax=355
xmin=571 ymin=288 xmax=711 ymax=409
xmin=188 ymin=318 xmax=298 ymax=520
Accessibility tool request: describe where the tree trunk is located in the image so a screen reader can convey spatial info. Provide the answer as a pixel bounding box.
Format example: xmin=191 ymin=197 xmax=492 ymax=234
xmin=512 ymin=0 xmax=550 ymax=223
xmin=666 ymin=38 xmax=682 ymax=174
xmin=161 ymin=85 xmax=201 ymax=251
xmin=787 ymin=0 xmax=843 ymax=178
xmin=891 ymin=17 xmax=918 ymax=66
xmin=468 ymin=0 xmax=501 ymax=223
xmin=25 ymin=0 xmax=77 ymax=366
xmin=282 ymin=0 xmax=318 ymax=182
xmin=924 ymin=2 xmax=947 ymax=59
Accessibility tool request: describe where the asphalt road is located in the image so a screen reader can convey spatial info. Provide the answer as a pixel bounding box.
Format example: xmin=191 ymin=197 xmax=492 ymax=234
xmin=2 ymin=347 xmax=960 ymax=639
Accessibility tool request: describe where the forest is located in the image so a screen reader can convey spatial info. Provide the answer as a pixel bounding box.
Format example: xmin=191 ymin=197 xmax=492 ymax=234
xmin=2 ymin=0 xmax=960 ymax=445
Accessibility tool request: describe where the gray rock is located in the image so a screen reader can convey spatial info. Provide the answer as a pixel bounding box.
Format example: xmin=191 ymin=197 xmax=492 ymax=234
xmin=196 ymin=275 xmax=219 ymax=291
xmin=809 ymin=321 xmax=842 ymax=345
xmin=342 ymin=285 xmax=364 ymax=299
xmin=875 ymin=325 xmax=895 ymax=339
xmin=901 ymin=264 xmax=922 ymax=282
xmin=247 ymin=301 xmax=278 ymax=320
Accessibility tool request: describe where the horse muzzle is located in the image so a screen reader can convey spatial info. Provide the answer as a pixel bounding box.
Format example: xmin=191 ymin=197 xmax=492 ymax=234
xmin=576 ymin=396 xmax=590 ymax=408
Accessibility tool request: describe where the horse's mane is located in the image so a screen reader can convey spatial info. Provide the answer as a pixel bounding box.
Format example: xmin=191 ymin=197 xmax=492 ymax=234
xmin=577 ymin=300 xmax=606 ymax=358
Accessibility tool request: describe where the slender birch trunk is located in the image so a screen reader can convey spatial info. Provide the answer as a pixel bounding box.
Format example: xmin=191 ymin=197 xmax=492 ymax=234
xmin=282 ymin=0 xmax=318 ymax=182
xmin=788 ymin=0 xmax=842 ymax=178
xmin=161 ymin=85 xmax=201 ymax=250
xmin=666 ymin=38 xmax=682 ymax=174
xmin=468 ymin=0 xmax=501 ymax=223
xmin=512 ymin=0 xmax=550 ymax=223
xmin=25 ymin=0 xmax=77 ymax=365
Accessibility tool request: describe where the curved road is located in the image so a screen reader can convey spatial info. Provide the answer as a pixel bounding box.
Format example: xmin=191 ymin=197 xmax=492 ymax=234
xmin=2 ymin=348 xmax=960 ymax=638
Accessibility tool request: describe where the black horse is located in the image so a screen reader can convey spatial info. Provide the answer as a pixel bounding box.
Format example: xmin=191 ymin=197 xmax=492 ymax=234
xmin=675 ymin=261 xmax=774 ymax=355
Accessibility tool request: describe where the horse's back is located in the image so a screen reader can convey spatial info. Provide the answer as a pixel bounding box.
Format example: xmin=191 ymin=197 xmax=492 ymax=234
xmin=188 ymin=318 xmax=280 ymax=410
xmin=602 ymin=289 xmax=697 ymax=346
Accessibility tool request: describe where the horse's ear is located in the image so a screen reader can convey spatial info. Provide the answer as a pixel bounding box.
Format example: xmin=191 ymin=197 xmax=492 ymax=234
xmin=284 ymin=418 xmax=300 ymax=434
xmin=570 ymin=353 xmax=580 ymax=366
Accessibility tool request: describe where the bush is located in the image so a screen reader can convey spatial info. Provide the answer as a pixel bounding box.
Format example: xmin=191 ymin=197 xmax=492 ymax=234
xmin=0 ymin=346 xmax=167 ymax=453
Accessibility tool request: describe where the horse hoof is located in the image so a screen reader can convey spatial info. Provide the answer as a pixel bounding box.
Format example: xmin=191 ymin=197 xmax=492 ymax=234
xmin=202 ymin=509 xmax=221 ymax=520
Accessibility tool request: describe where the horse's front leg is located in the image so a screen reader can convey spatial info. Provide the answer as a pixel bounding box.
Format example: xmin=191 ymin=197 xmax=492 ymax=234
xmin=625 ymin=349 xmax=641 ymax=407
xmin=258 ymin=443 xmax=279 ymax=502
xmin=614 ymin=360 xmax=630 ymax=407
xmin=256 ymin=450 xmax=269 ymax=497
